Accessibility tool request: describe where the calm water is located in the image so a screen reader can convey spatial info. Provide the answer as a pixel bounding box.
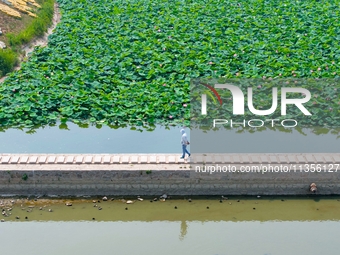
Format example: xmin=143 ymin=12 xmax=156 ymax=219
xmin=192 ymin=127 xmax=339 ymax=153
xmin=0 ymin=123 xmax=338 ymax=153
xmin=1 ymin=197 xmax=340 ymax=255
xmin=0 ymin=123 xmax=186 ymax=153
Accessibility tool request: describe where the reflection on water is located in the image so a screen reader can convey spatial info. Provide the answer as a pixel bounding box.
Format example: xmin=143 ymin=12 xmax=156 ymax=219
xmin=180 ymin=220 xmax=188 ymax=241
xmin=192 ymin=127 xmax=339 ymax=153
xmin=1 ymin=197 xmax=340 ymax=255
xmin=2 ymin=221 xmax=340 ymax=255
xmin=0 ymin=197 xmax=340 ymax=255
xmin=0 ymin=123 xmax=187 ymax=153
xmin=0 ymin=122 xmax=338 ymax=153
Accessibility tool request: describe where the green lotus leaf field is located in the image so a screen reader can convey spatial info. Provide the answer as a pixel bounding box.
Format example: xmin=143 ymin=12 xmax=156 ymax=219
xmin=0 ymin=0 xmax=339 ymax=130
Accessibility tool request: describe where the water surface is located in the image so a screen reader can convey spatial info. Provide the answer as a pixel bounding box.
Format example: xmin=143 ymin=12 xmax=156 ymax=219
xmin=0 ymin=123 xmax=338 ymax=153
xmin=0 ymin=123 xmax=186 ymax=153
xmin=192 ymin=127 xmax=339 ymax=153
xmin=1 ymin=197 xmax=340 ymax=255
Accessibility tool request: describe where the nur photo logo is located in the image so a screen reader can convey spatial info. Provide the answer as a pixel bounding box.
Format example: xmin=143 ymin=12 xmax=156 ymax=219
xmin=189 ymin=78 xmax=332 ymax=129
xmin=200 ymin=82 xmax=312 ymax=128
xmin=201 ymin=83 xmax=312 ymax=116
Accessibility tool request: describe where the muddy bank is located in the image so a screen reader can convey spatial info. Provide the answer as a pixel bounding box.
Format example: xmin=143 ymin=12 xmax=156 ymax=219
xmin=19 ymin=3 xmax=61 ymax=60
xmin=0 ymin=2 xmax=61 ymax=83
xmin=2 ymin=196 xmax=340 ymax=222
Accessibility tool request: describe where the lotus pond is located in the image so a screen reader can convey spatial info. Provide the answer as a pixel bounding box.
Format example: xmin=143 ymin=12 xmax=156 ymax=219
xmin=0 ymin=0 xmax=339 ymax=130
xmin=1 ymin=196 xmax=340 ymax=255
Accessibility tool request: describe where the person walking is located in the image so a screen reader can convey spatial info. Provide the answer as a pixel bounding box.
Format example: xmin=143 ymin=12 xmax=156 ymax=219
xmin=180 ymin=128 xmax=190 ymax=159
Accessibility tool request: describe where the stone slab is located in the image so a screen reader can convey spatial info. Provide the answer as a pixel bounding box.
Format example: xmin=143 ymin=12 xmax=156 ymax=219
xmin=140 ymin=156 xmax=148 ymax=164
xmin=102 ymin=156 xmax=111 ymax=164
xmin=37 ymin=156 xmax=46 ymax=164
xmin=28 ymin=156 xmax=38 ymax=164
xmin=214 ymin=155 xmax=223 ymax=163
xmin=168 ymin=156 xmax=176 ymax=164
xmin=84 ymin=156 xmax=93 ymax=164
xmin=287 ymin=155 xmax=296 ymax=163
xmin=121 ymin=156 xmax=129 ymax=164
xmin=324 ymin=155 xmax=333 ymax=164
xmin=222 ymin=155 xmax=231 ymax=164
xmin=269 ymin=155 xmax=277 ymax=163
xmin=297 ymin=155 xmax=306 ymax=164
xmin=260 ymin=155 xmax=269 ymax=163
xmin=1 ymin=156 xmax=10 ymax=164
xmin=19 ymin=156 xmax=29 ymax=164
xmin=130 ymin=156 xmax=138 ymax=164
xmin=279 ymin=155 xmax=287 ymax=164
xmin=56 ymin=156 xmax=65 ymax=164
xmin=75 ymin=156 xmax=83 ymax=164
xmin=47 ymin=156 xmax=56 ymax=164
xmin=305 ymin=154 xmax=315 ymax=163
xmin=158 ymin=156 xmax=166 ymax=163
xmin=112 ymin=156 xmax=120 ymax=164
xmin=149 ymin=156 xmax=157 ymax=164
xmin=232 ymin=155 xmax=241 ymax=164
xmin=241 ymin=155 xmax=250 ymax=164
xmin=251 ymin=155 xmax=260 ymax=164
xmin=314 ymin=155 xmax=324 ymax=163
xmin=65 ymin=156 xmax=74 ymax=164
xmin=333 ymin=155 xmax=340 ymax=163
xmin=93 ymin=156 xmax=102 ymax=164
xmin=11 ymin=156 xmax=20 ymax=164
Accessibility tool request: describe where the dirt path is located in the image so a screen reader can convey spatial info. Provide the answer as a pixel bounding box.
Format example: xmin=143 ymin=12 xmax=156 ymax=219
xmin=0 ymin=2 xmax=61 ymax=83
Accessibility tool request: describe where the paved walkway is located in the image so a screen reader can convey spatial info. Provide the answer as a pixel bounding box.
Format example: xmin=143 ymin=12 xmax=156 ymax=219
xmin=0 ymin=153 xmax=338 ymax=165
xmin=1 ymin=153 xmax=339 ymax=196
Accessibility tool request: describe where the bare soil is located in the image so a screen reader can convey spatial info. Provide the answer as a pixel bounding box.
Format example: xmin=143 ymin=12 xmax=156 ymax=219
xmin=0 ymin=0 xmax=44 ymax=46
xmin=0 ymin=2 xmax=61 ymax=82
xmin=0 ymin=13 xmax=34 ymax=46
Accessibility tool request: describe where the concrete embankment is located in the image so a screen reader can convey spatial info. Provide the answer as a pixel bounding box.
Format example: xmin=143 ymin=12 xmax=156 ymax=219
xmin=0 ymin=153 xmax=339 ymax=196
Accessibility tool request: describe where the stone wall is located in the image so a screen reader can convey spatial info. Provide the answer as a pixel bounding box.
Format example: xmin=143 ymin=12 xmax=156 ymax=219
xmin=0 ymin=153 xmax=339 ymax=196
xmin=0 ymin=169 xmax=339 ymax=196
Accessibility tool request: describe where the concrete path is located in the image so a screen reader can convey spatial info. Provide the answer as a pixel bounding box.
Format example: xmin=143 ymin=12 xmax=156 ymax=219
xmin=0 ymin=153 xmax=339 ymax=196
xmin=0 ymin=153 xmax=338 ymax=171
xmin=0 ymin=154 xmax=186 ymax=164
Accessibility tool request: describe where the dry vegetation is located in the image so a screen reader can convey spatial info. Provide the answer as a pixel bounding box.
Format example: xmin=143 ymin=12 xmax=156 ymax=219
xmin=0 ymin=0 xmax=41 ymax=18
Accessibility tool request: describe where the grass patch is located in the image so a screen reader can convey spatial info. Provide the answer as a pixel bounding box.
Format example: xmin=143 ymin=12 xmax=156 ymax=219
xmin=6 ymin=0 xmax=54 ymax=48
xmin=0 ymin=49 xmax=17 ymax=77
xmin=21 ymin=173 xmax=28 ymax=181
